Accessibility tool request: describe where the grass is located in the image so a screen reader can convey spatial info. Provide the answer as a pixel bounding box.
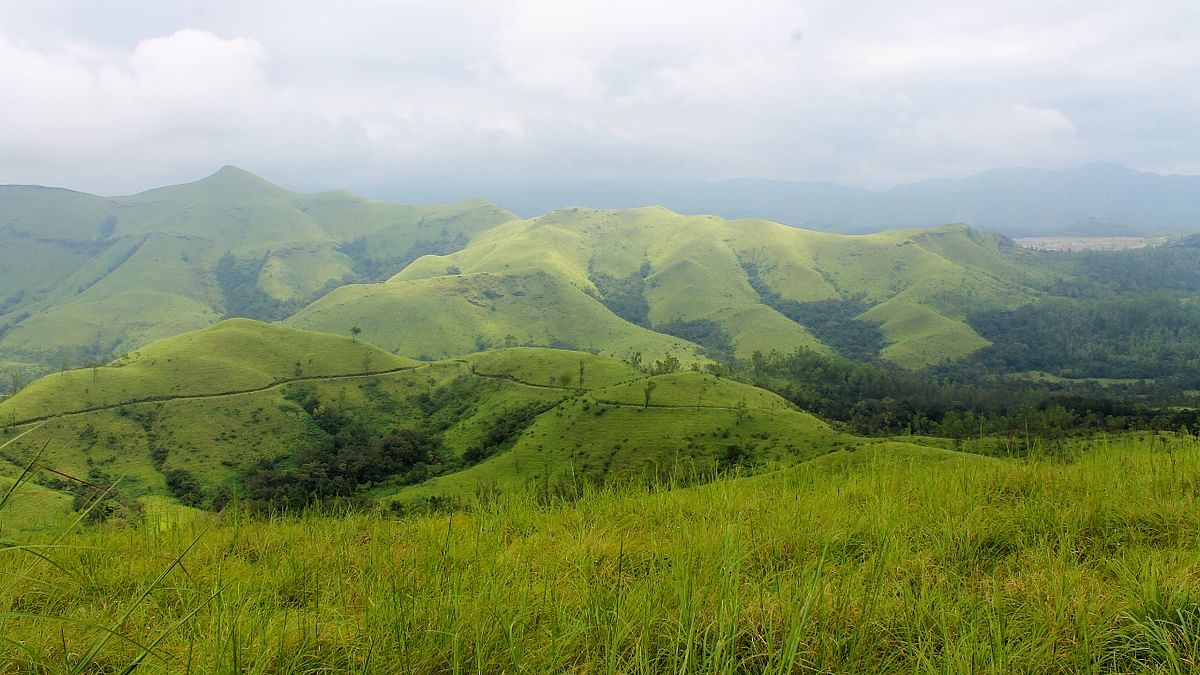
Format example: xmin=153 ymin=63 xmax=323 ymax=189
xmin=289 ymin=271 xmax=703 ymax=364
xmin=400 ymin=371 xmax=856 ymax=502
xmin=0 ymin=339 xmax=881 ymax=536
xmin=858 ymin=299 xmax=992 ymax=368
xmin=465 ymin=347 xmax=643 ymax=390
xmin=0 ymin=319 xmax=418 ymax=424
xmin=2 ymin=434 xmax=1198 ymax=672
xmin=7 ymin=344 xmax=792 ymax=512
xmin=392 ymin=209 xmax=1043 ymax=367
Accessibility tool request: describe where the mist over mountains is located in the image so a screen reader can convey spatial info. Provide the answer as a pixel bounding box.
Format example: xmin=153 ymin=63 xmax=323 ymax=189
xmin=372 ymin=163 xmax=1200 ymax=236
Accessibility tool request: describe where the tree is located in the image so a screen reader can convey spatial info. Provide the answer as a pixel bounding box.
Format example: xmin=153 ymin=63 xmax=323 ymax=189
xmin=350 ymin=326 xmax=362 ymax=343
xmin=648 ymin=355 xmax=680 ymax=375
xmin=9 ymin=371 xmax=26 ymax=395
xmin=643 ymin=380 xmax=657 ymax=408
xmin=735 ymin=399 xmax=749 ymax=426
xmin=625 ymin=351 xmax=644 ymax=372
xmin=578 ymin=359 xmax=586 ymax=390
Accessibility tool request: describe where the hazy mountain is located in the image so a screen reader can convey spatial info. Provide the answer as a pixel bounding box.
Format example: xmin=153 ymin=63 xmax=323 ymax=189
xmin=372 ymin=163 xmax=1200 ymax=235
xmin=1 ymin=167 xmax=1054 ymax=378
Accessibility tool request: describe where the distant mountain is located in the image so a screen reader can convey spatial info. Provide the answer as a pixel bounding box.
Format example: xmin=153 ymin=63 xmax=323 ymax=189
xmin=6 ymin=165 xmax=1175 ymax=381
xmin=0 ymin=167 xmax=515 ymax=371
xmin=377 ymin=163 xmax=1200 ymax=235
xmin=0 ymin=166 xmax=1057 ymax=379
xmin=294 ymin=207 xmax=1047 ymax=370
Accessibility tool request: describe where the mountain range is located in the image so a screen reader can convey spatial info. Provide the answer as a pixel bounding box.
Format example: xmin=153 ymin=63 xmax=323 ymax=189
xmin=374 ymin=162 xmax=1200 ymax=235
xmin=1 ymin=166 xmax=1062 ymax=380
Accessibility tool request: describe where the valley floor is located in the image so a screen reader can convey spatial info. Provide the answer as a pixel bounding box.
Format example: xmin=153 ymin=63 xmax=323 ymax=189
xmin=3 ymin=435 xmax=1199 ymax=673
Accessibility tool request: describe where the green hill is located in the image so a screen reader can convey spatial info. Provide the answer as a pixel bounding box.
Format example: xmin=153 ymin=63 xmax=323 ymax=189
xmin=4 ymin=169 xmax=1060 ymax=377
xmin=0 ymin=330 xmax=894 ymax=523
xmin=0 ymin=319 xmax=417 ymax=424
xmin=0 ymin=168 xmax=516 ymax=373
xmin=392 ymin=208 xmax=1045 ymax=367
xmin=288 ymin=271 xmax=704 ymax=364
xmin=396 ymin=369 xmax=855 ymax=503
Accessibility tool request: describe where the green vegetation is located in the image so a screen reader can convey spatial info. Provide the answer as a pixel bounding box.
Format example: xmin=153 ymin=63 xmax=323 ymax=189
xmin=0 ymin=319 xmax=417 ymax=423
xmin=11 ymin=167 xmax=1200 ymax=671
xmin=394 ymin=210 xmax=1036 ymax=367
xmin=0 ymin=167 xmax=514 ymax=372
xmin=655 ymin=318 xmax=736 ymax=361
xmin=1048 ymin=242 xmax=1200 ymax=294
xmin=742 ymin=260 xmax=885 ymax=361
xmin=1 ymin=324 xmax=840 ymax=515
xmin=11 ymin=167 xmax=1200 ymax=389
xmin=288 ymin=271 xmax=703 ymax=364
xmin=3 ymin=436 xmax=1199 ymax=672
xmin=741 ymin=346 xmax=1200 ymax=442
xmin=967 ymin=294 xmax=1200 ymax=382
xmin=588 ymin=260 xmax=652 ymax=326
xmin=401 ymin=369 xmax=845 ymax=503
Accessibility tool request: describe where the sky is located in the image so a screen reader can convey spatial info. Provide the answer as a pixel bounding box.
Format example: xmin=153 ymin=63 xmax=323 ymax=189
xmin=2 ymin=0 xmax=1198 ymax=196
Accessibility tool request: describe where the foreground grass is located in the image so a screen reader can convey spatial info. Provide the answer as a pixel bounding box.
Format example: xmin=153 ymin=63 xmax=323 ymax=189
xmin=3 ymin=436 xmax=1200 ymax=673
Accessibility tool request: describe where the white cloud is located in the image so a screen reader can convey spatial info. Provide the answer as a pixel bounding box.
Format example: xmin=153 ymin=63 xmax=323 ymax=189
xmin=0 ymin=0 xmax=1198 ymax=193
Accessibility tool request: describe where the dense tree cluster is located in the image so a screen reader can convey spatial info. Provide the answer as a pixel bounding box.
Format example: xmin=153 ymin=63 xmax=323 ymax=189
xmin=588 ymin=261 xmax=652 ymax=327
xmin=966 ymin=294 xmax=1200 ymax=382
xmin=1049 ymin=244 xmax=1200 ymax=295
xmin=655 ymin=319 xmax=735 ymax=362
xmin=242 ymin=387 xmax=450 ymax=511
xmin=215 ymin=253 xmax=307 ymax=321
xmin=340 ymin=229 xmax=468 ymax=283
xmin=741 ymin=261 xmax=885 ymax=360
xmin=739 ymin=348 xmax=1200 ymax=449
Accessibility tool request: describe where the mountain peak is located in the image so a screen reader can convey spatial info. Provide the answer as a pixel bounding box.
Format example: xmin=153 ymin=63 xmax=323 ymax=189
xmin=199 ymin=165 xmax=280 ymax=188
xmin=129 ymin=165 xmax=291 ymax=202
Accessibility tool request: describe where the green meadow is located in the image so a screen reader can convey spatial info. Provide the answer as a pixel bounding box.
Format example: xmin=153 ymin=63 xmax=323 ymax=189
xmin=2 ymin=435 xmax=1198 ymax=673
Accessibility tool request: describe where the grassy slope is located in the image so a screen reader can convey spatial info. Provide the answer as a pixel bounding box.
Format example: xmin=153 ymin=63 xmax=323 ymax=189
xmin=400 ymin=370 xmax=856 ymax=502
xmin=0 ymin=168 xmax=516 ymax=370
xmin=396 ymin=209 xmax=1044 ymax=367
xmin=288 ymin=271 xmax=703 ymax=364
xmin=465 ymin=347 xmax=642 ymax=390
xmin=0 ymin=319 xmax=417 ymax=423
xmin=4 ymin=436 xmax=1196 ymax=672
xmin=0 ymin=342 xmax=878 ymax=520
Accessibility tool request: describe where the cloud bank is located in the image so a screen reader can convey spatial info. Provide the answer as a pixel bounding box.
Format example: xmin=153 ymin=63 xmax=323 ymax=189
xmin=2 ymin=0 xmax=1198 ymax=194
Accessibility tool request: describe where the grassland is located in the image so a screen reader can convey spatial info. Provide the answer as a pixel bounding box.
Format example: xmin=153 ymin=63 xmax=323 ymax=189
xmin=288 ymin=272 xmax=703 ymax=364
xmin=0 ymin=167 xmax=516 ymax=371
xmin=2 ymin=435 xmax=1198 ymax=672
xmin=396 ymin=370 xmax=849 ymax=502
xmin=0 ymin=321 xmax=845 ymax=514
xmin=0 ymin=319 xmax=417 ymax=424
xmin=393 ymin=209 xmax=1043 ymax=367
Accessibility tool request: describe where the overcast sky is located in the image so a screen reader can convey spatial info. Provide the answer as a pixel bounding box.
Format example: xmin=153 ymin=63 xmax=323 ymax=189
xmin=2 ymin=0 xmax=1198 ymax=196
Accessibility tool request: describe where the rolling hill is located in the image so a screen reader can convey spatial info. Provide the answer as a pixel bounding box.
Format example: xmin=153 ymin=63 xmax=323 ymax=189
xmin=0 ymin=167 xmax=516 ymax=372
xmin=2 ymin=167 xmax=1078 ymax=379
xmin=379 ymin=208 xmax=1046 ymax=368
xmin=288 ymin=271 xmax=704 ymax=364
xmin=0 ymin=322 xmax=910 ymax=525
